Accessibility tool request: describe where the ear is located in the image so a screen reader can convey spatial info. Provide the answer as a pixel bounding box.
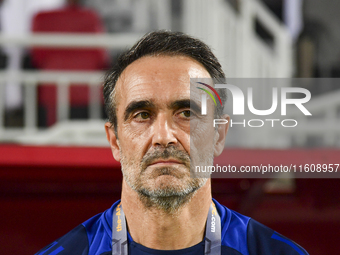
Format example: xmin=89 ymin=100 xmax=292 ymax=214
xmin=105 ymin=122 xmax=121 ymax=162
xmin=214 ymin=114 xmax=230 ymax=157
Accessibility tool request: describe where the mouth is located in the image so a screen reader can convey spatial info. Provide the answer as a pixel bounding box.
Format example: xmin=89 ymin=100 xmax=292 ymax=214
xmin=149 ymin=159 xmax=184 ymax=167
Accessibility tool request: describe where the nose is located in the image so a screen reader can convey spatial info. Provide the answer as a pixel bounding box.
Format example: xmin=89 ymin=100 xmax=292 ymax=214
xmin=151 ymin=113 xmax=177 ymax=147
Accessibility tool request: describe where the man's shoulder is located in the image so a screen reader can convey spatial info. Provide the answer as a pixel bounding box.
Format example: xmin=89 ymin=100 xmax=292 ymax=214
xmin=215 ymin=200 xmax=308 ymax=255
xmin=246 ymin=219 xmax=308 ymax=255
xmin=34 ymin=224 xmax=90 ymax=255
xmin=35 ymin=201 xmax=119 ymax=255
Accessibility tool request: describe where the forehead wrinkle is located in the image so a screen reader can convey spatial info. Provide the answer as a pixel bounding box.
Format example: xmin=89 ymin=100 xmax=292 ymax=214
xmin=114 ymin=68 xmax=150 ymax=116
xmin=114 ymin=55 xmax=212 ymax=115
xmin=120 ymin=55 xmax=210 ymax=87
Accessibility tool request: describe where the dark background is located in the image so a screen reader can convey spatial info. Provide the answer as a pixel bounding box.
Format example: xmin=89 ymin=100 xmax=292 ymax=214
xmin=1 ymin=145 xmax=339 ymax=254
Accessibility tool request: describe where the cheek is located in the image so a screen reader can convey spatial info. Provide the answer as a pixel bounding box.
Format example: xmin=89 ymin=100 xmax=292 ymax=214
xmin=118 ymin=126 xmax=144 ymax=153
xmin=190 ymin=118 xmax=216 ymax=156
xmin=177 ymin=129 xmax=191 ymax=153
xmin=118 ymin=124 xmax=151 ymax=159
xmin=190 ymin=98 xmax=216 ymax=152
xmin=121 ymin=121 xmax=151 ymax=138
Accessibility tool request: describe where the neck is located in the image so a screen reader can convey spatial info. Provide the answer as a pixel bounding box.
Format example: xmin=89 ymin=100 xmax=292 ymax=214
xmin=121 ymin=179 xmax=212 ymax=250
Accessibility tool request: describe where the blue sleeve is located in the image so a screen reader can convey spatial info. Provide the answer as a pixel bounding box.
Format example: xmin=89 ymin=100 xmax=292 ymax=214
xmin=35 ymin=224 xmax=89 ymax=255
xmin=247 ymin=219 xmax=309 ymax=255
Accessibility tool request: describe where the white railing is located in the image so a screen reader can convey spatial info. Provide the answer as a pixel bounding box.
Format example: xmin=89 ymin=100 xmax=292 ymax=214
xmin=0 ymin=71 xmax=106 ymax=144
xmin=0 ymin=33 xmax=143 ymax=145
xmin=0 ymin=33 xmax=143 ymax=49
xmin=183 ymin=0 xmax=293 ymax=78
xmin=0 ymin=0 xmax=299 ymax=146
xmin=284 ymin=86 xmax=340 ymax=148
xmin=0 ymin=0 xmax=173 ymax=146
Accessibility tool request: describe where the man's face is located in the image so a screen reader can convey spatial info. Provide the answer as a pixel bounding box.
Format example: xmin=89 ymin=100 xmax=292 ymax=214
xmin=106 ymin=55 xmax=226 ymax=210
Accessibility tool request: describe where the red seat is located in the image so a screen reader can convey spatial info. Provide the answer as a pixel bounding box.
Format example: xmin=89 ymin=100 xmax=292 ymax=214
xmin=31 ymin=5 xmax=108 ymax=126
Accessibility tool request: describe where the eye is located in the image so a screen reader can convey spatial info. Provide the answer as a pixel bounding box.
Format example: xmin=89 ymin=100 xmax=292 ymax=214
xmin=179 ymin=110 xmax=192 ymax=118
xmin=135 ymin=112 xmax=150 ymax=120
xmin=140 ymin=112 xmax=150 ymax=119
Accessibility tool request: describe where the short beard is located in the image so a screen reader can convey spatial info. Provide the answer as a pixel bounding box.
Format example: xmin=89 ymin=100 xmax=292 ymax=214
xmin=120 ymin=146 xmax=208 ymax=214
xmin=137 ymin=172 xmax=207 ymax=214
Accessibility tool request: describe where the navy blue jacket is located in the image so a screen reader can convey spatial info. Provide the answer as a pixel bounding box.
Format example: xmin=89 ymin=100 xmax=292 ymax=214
xmin=36 ymin=199 xmax=308 ymax=255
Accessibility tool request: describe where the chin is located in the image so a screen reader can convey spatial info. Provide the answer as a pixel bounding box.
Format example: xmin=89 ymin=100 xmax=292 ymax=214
xmin=145 ymin=175 xmax=206 ymax=197
xmin=133 ymin=175 xmax=208 ymax=213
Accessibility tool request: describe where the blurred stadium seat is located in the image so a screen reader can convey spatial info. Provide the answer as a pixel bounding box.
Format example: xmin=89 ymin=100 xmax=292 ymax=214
xmin=31 ymin=4 xmax=109 ymax=126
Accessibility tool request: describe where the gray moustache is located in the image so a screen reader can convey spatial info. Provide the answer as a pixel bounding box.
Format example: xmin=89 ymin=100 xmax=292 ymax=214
xmin=140 ymin=146 xmax=191 ymax=172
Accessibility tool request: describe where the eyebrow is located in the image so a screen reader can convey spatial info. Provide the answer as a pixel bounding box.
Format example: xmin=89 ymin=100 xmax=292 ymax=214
xmin=168 ymin=99 xmax=201 ymax=113
xmin=124 ymin=100 xmax=155 ymax=121
xmin=124 ymin=99 xmax=202 ymax=121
